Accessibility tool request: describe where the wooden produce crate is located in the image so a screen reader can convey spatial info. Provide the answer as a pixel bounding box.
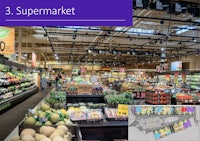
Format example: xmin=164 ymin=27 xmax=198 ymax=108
xmin=66 ymin=84 xmax=94 ymax=94
xmin=78 ymin=84 xmax=93 ymax=94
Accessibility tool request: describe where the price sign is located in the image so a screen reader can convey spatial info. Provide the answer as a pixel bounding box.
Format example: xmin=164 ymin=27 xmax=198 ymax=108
xmin=117 ymin=104 xmax=128 ymax=116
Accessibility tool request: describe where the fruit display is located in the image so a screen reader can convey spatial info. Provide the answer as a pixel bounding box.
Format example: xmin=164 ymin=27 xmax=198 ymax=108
xmin=70 ymin=111 xmax=87 ymax=122
xmin=0 ymin=92 xmax=13 ymax=100
xmin=67 ymin=102 xmax=107 ymax=109
xmin=145 ymin=90 xmax=171 ymax=105
xmin=104 ymin=108 xmax=128 ymax=120
xmin=11 ymin=125 xmax=73 ymax=141
xmin=23 ymin=103 xmax=73 ymax=126
xmin=67 ymin=107 xmax=103 ymax=122
xmin=71 ymin=76 xmax=92 ymax=85
xmin=176 ymin=93 xmax=200 ymax=103
xmin=45 ymin=91 xmax=66 ymax=109
xmin=87 ymin=109 xmax=103 ymax=121
xmin=105 ymin=92 xmax=134 ymax=107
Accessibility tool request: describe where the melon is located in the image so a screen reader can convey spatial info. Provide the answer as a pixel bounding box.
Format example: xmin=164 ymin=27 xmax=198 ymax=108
xmin=38 ymin=112 xmax=46 ymax=119
xmin=50 ymin=132 xmax=61 ymax=140
xmin=20 ymin=128 xmax=36 ymax=137
xmin=40 ymin=138 xmax=51 ymax=141
xmin=35 ymin=133 xmax=46 ymax=141
xmin=57 ymin=125 xmax=68 ymax=134
xmin=11 ymin=135 xmax=20 ymax=141
xmin=21 ymin=135 xmax=35 ymax=141
xmin=35 ymin=121 xmax=42 ymax=126
xmin=24 ymin=117 xmax=36 ymax=125
xmin=41 ymin=104 xmax=50 ymax=111
xmin=39 ymin=126 xmax=55 ymax=137
xmin=53 ymin=129 xmax=65 ymax=137
xmin=50 ymin=113 xmax=60 ymax=123
xmin=52 ymin=136 xmax=64 ymax=141
xmin=57 ymin=121 xmax=65 ymax=125
xmin=44 ymin=121 xmax=52 ymax=126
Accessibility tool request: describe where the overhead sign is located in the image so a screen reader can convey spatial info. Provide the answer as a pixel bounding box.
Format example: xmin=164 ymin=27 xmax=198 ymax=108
xmin=0 ymin=0 xmax=132 ymax=26
xmin=0 ymin=27 xmax=15 ymax=54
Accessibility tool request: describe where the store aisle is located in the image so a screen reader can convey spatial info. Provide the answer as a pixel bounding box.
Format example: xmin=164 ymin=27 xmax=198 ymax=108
xmin=0 ymin=89 xmax=50 ymax=141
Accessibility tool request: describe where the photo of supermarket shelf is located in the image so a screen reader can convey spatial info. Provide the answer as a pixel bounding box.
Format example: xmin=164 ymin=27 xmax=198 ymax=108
xmin=128 ymin=105 xmax=200 ymax=141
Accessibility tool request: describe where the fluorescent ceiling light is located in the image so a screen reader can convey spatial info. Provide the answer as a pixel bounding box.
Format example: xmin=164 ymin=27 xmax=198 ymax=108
xmin=176 ymin=25 xmax=197 ymax=34
xmin=126 ymin=28 xmax=154 ymax=35
xmin=140 ymin=21 xmax=158 ymax=25
xmin=114 ymin=27 xmax=129 ymax=31
xmin=63 ymin=26 xmax=101 ymax=32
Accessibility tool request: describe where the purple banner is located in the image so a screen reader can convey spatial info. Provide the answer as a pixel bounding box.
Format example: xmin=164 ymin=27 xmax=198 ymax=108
xmin=0 ymin=0 xmax=132 ymax=26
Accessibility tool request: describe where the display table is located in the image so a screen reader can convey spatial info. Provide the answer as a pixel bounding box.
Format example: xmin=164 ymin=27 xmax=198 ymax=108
xmin=79 ymin=121 xmax=128 ymax=141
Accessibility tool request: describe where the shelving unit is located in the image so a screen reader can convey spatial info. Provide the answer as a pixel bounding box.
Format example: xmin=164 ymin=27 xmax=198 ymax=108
xmin=0 ymin=86 xmax=38 ymax=113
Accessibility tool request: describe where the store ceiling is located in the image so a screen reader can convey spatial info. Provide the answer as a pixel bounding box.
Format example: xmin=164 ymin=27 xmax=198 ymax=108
xmin=14 ymin=1 xmax=200 ymax=66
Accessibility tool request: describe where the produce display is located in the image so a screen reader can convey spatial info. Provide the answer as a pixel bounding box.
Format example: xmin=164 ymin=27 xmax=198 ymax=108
xmin=71 ymin=77 xmax=92 ymax=85
xmin=70 ymin=111 xmax=87 ymax=122
xmin=11 ymin=125 xmax=73 ymax=141
xmin=67 ymin=102 xmax=107 ymax=109
xmin=176 ymin=93 xmax=200 ymax=103
xmin=105 ymin=92 xmax=134 ymax=107
xmin=104 ymin=108 xmax=128 ymax=120
xmin=87 ymin=109 xmax=103 ymax=121
xmin=23 ymin=103 xmax=73 ymax=126
xmin=67 ymin=107 xmax=104 ymax=122
xmin=0 ymin=70 xmax=36 ymax=103
xmin=45 ymin=91 xmax=66 ymax=109
xmin=92 ymin=86 xmax=103 ymax=95
xmin=145 ymin=90 xmax=171 ymax=105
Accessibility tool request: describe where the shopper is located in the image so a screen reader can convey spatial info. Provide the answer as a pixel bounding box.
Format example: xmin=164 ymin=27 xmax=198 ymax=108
xmin=90 ymin=72 xmax=99 ymax=84
xmin=55 ymin=73 xmax=62 ymax=90
xmin=41 ymin=77 xmax=47 ymax=91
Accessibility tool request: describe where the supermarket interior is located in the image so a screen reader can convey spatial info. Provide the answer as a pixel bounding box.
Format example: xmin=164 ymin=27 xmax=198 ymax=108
xmin=1 ymin=0 xmax=200 ymax=141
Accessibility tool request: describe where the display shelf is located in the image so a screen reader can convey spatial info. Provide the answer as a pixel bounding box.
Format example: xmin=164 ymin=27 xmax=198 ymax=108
xmin=66 ymin=94 xmax=105 ymax=103
xmin=79 ymin=121 xmax=128 ymax=141
xmin=0 ymin=86 xmax=38 ymax=113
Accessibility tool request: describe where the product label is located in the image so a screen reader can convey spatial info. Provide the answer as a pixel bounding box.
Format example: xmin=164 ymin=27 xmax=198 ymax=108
xmin=117 ymin=104 xmax=128 ymax=116
xmin=0 ymin=0 xmax=132 ymax=26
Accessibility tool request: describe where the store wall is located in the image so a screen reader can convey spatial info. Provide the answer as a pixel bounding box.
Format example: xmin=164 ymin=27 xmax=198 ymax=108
xmin=171 ymin=55 xmax=200 ymax=70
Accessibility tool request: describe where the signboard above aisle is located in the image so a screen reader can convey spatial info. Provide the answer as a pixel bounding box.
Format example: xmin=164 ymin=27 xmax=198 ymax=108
xmin=0 ymin=27 xmax=15 ymax=54
xmin=0 ymin=0 xmax=132 ymax=26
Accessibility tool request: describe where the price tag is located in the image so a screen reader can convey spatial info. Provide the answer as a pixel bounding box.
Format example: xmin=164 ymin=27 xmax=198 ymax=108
xmin=117 ymin=104 xmax=128 ymax=116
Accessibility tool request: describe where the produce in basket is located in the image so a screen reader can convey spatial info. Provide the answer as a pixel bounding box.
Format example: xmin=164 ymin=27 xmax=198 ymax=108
xmin=11 ymin=125 xmax=73 ymax=141
xmin=24 ymin=104 xmax=72 ymax=126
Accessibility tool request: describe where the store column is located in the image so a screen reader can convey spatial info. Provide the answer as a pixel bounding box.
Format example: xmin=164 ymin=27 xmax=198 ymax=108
xmin=18 ymin=28 xmax=22 ymax=63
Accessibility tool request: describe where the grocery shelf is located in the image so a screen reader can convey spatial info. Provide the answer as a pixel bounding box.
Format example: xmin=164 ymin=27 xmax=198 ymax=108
xmin=0 ymin=86 xmax=38 ymax=113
